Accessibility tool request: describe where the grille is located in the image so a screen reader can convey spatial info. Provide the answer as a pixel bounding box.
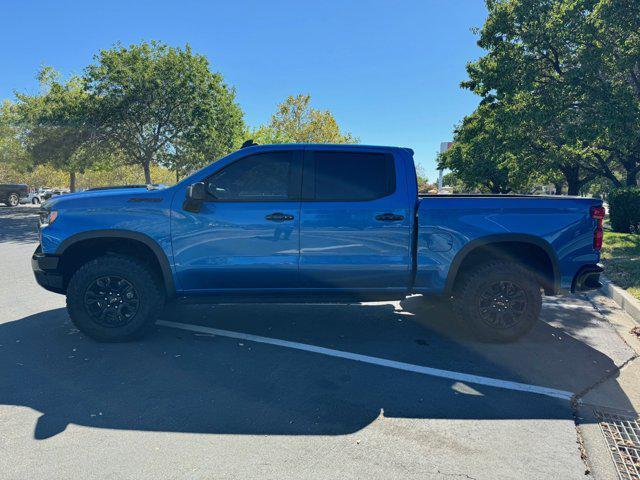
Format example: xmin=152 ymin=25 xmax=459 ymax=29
xmin=596 ymin=410 xmax=640 ymax=480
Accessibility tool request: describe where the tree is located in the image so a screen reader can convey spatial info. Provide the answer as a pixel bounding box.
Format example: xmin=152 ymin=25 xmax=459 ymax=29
xmin=251 ymin=94 xmax=356 ymax=144
xmin=85 ymin=41 xmax=244 ymax=183
xmin=16 ymin=68 xmax=98 ymax=192
xmin=0 ymin=101 xmax=30 ymax=177
xmin=452 ymin=0 xmax=639 ymax=194
xmin=416 ymin=164 xmax=430 ymax=193
xmin=581 ymin=0 xmax=640 ymax=186
xmin=439 ymin=104 xmax=514 ymax=193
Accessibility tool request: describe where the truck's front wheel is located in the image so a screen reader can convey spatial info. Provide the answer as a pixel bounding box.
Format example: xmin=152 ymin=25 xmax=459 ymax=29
xmin=454 ymin=261 xmax=542 ymax=342
xmin=66 ymin=255 xmax=164 ymax=342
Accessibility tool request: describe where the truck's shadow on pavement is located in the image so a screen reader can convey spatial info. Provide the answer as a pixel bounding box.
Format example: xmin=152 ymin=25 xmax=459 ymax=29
xmin=0 ymin=298 xmax=633 ymax=440
xmin=0 ymin=206 xmax=39 ymax=244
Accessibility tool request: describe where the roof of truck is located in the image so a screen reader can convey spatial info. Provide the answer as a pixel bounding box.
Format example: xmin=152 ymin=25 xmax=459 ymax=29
xmin=238 ymin=143 xmax=414 ymax=155
xmin=242 ymin=143 xmax=413 ymax=152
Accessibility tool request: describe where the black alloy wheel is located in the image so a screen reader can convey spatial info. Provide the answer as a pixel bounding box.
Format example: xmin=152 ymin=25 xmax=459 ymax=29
xmin=477 ymin=280 xmax=527 ymax=329
xmin=84 ymin=275 xmax=140 ymax=327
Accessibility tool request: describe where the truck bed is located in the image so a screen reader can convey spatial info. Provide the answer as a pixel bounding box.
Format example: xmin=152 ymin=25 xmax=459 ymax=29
xmin=415 ymin=194 xmax=601 ymax=294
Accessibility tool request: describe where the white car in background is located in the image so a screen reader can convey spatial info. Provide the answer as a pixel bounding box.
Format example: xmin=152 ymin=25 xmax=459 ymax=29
xmin=40 ymin=188 xmax=69 ymax=202
xmin=20 ymin=187 xmax=54 ymax=205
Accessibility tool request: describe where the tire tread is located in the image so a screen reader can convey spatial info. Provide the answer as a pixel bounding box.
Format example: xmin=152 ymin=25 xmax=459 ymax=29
xmin=66 ymin=255 xmax=164 ymax=342
xmin=453 ymin=260 xmax=542 ymax=342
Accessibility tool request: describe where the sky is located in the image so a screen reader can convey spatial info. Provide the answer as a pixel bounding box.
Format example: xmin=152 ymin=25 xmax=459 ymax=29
xmin=0 ymin=0 xmax=488 ymax=181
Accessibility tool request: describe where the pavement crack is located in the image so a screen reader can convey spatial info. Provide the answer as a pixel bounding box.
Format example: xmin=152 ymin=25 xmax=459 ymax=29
xmin=572 ymin=354 xmax=639 ymax=404
xmin=436 ymin=470 xmax=477 ymax=480
xmin=571 ymin=411 xmax=592 ymax=478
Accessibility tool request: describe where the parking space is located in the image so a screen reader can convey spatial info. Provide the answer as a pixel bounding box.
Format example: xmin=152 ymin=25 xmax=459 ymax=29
xmin=0 ymin=206 xmax=636 ymax=479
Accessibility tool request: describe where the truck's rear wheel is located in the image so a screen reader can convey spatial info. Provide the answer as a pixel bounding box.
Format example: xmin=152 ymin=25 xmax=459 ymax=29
xmin=454 ymin=261 xmax=542 ymax=342
xmin=66 ymin=255 xmax=164 ymax=342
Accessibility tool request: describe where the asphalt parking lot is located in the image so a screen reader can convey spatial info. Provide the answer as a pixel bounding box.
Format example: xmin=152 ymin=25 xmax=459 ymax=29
xmin=1 ymin=205 xmax=638 ymax=479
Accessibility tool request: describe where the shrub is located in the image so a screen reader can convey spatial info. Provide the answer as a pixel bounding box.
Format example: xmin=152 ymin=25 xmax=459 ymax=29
xmin=609 ymin=187 xmax=640 ymax=233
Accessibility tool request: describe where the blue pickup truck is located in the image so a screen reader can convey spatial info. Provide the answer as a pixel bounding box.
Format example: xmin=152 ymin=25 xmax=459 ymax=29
xmin=32 ymin=144 xmax=605 ymax=342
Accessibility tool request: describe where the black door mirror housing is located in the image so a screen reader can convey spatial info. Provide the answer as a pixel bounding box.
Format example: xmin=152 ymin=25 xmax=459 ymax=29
xmin=183 ymin=182 xmax=206 ymax=212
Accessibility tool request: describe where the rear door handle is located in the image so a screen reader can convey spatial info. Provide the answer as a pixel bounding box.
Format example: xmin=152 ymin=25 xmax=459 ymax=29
xmin=375 ymin=213 xmax=404 ymax=222
xmin=265 ymin=212 xmax=294 ymax=222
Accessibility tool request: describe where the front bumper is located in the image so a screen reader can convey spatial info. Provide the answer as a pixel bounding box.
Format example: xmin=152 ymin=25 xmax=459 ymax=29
xmin=571 ymin=264 xmax=604 ymax=293
xmin=32 ymin=246 xmax=65 ymax=294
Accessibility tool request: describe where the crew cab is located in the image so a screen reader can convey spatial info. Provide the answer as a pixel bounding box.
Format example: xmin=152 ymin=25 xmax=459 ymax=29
xmin=32 ymin=144 xmax=605 ymax=342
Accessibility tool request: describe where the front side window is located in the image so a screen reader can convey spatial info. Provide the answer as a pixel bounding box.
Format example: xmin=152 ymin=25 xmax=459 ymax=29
xmin=313 ymin=151 xmax=395 ymax=201
xmin=206 ymin=152 xmax=296 ymax=201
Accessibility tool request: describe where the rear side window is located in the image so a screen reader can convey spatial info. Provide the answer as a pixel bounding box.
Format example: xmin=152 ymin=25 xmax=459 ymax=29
xmin=312 ymin=151 xmax=395 ymax=201
xmin=206 ymin=152 xmax=298 ymax=201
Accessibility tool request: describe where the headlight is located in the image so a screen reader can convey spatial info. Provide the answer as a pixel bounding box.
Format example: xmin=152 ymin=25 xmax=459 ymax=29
xmin=39 ymin=210 xmax=58 ymax=227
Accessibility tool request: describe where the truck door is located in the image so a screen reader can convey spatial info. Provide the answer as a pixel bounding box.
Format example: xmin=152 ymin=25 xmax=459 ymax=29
xmin=298 ymin=149 xmax=412 ymax=292
xmin=172 ymin=150 xmax=302 ymax=291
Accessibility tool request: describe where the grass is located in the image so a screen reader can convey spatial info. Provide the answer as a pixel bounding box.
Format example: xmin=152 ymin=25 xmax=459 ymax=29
xmin=601 ymin=231 xmax=640 ymax=300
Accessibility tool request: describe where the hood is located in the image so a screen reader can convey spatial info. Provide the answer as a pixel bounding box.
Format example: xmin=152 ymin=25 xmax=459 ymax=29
xmin=43 ymin=186 xmax=167 ymax=210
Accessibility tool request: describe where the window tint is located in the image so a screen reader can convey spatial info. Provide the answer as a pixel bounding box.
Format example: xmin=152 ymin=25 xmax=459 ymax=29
xmin=313 ymin=151 xmax=395 ymax=201
xmin=206 ymin=152 xmax=295 ymax=201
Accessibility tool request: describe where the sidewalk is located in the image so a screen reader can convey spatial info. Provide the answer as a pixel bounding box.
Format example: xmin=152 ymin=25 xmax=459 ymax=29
xmin=578 ymin=292 xmax=640 ymax=480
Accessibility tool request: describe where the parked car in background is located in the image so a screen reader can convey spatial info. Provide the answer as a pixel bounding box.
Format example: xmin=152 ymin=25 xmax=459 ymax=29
xmin=40 ymin=188 xmax=69 ymax=201
xmin=0 ymin=184 xmax=29 ymax=207
xmin=21 ymin=188 xmax=46 ymax=205
xmin=32 ymin=144 xmax=605 ymax=344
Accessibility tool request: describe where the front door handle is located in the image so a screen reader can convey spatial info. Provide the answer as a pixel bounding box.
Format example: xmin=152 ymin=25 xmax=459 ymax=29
xmin=375 ymin=213 xmax=404 ymax=222
xmin=265 ymin=212 xmax=294 ymax=222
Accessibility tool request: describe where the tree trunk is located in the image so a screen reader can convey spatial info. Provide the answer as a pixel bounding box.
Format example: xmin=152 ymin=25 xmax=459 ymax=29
xmin=561 ymin=164 xmax=582 ymax=196
xmin=487 ymin=179 xmax=506 ymax=194
xmin=620 ymin=153 xmax=640 ymax=187
xmin=553 ymin=182 xmax=563 ymax=195
xmin=567 ymin=184 xmax=580 ymax=195
xmin=143 ymin=161 xmax=152 ymax=184
xmin=565 ymin=170 xmax=581 ymax=195
xmin=69 ymin=172 xmax=76 ymax=193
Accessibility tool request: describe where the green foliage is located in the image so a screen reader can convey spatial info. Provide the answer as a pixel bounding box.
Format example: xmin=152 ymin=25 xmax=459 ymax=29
xmin=0 ymin=163 xmax=176 ymax=190
xmin=449 ymin=0 xmax=640 ymax=195
xmin=583 ymin=0 xmax=640 ymax=186
xmin=0 ymin=163 xmax=67 ymax=188
xmin=5 ymin=44 xmax=359 ymax=188
xmin=16 ymin=69 xmax=99 ymax=191
xmin=85 ymin=41 xmax=244 ymax=182
xmin=608 ymin=187 xmax=640 ymax=233
xmin=442 ymin=172 xmax=466 ymax=192
xmin=439 ymin=104 xmax=514 ymax=193
xmin=0 ymin=101 xmax=30 ymax=174
xmin=415 ymin=164 xmax=431 ymax=193
xmin=250 ymin=94 xmax=356 ymax=144
xmin=601 ymin=231 xmax=640 ymax=300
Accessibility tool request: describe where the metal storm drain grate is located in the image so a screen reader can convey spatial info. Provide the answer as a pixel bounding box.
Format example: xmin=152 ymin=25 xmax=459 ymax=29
xmin=596 ymin=410 xmax=640 ymax=480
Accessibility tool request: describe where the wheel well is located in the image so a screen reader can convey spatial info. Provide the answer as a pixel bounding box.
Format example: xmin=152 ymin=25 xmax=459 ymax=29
xmin=451 ymin=241 xmax=557 ymax=295
xmin=59 ymin=237 xmax=168 ymax=294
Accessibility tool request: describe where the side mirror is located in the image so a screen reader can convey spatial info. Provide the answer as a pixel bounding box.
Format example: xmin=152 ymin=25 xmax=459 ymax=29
xmin=183 ymin=182 xmax=206 ymax=213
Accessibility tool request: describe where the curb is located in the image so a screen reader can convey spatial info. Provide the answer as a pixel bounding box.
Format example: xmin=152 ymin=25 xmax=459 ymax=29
xmin=600 ymin=276 xmax=640 ymax=324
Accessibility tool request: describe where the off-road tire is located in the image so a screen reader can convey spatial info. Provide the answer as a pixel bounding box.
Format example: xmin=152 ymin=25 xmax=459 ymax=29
xmin=7 ymin=193 xmax=19 ymax=207
xmin=453 ymin=261 xmax=542 ymax=343
xmin=66 ymin=255 xmax=164 ymax=342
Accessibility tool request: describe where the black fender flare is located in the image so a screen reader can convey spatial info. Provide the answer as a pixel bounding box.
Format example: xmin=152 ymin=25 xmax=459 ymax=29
xmin=444 ymin=234 xmax=561 ymax=295
xmin=56 ymin=229 xmax=176 ymax=297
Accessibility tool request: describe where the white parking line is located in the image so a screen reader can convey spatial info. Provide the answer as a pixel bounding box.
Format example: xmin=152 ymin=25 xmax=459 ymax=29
xmin=157 ymin=319 xmax=575 ymax=402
